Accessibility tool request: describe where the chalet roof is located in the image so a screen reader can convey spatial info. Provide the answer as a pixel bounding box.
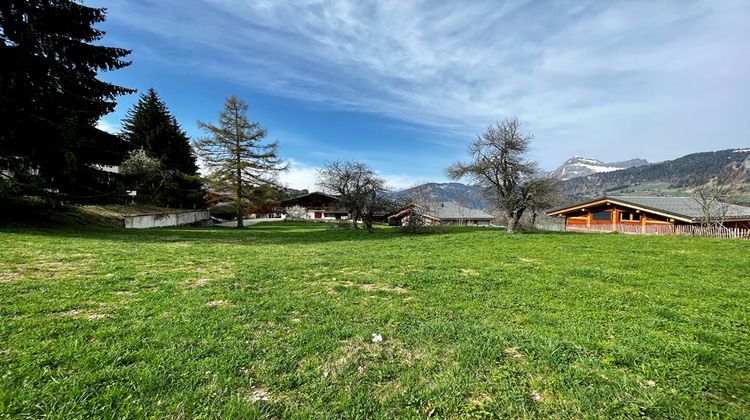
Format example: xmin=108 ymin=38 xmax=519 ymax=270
xmin=430 ymin=202 xmax=494 ymax=220
xmin=280 ymin=191 xmax=340 ymax=204
xmin=389 ymin=202 xmax=494 ymax=222
xmin=547 ymin=196 xmax=750 ymax=222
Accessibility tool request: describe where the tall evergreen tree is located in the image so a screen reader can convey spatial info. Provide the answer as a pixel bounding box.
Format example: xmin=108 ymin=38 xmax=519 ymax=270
xmin=195 ymin=96 xmax=287 ymax=227
xmin=0 ymin=1 xmax=133 ymax=204
xmin=120 ymin=88 xmax=204 ymax=208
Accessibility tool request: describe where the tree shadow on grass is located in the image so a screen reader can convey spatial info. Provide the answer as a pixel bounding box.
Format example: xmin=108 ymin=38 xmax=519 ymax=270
xmin=0 ymin=222 xmax=577 ymax=247
xmin=0 ymin=222 xmax=425 ymax=246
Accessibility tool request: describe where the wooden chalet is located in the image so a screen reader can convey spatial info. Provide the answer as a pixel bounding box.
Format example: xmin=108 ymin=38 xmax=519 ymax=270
xmin=279 ymin=191 xmax=349 ymax=220
xmin=547 ymin=196 xmax=750 ymax=233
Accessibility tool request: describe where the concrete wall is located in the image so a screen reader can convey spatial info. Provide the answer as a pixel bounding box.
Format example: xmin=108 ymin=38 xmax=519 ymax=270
xmin=123 ymin=210 xmax=210 ymax=229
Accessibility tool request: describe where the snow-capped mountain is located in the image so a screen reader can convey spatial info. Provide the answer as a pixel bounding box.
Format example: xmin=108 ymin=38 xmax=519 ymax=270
xmin=550 ymin=156 xmax=649 ymax=180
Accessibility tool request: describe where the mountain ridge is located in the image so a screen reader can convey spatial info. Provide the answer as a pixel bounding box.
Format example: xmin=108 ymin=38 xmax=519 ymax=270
xmin=389 ymin=148 xmax=750 ymax=209
xmin=549 ymin=156 xmax=649 ymax=180
xmin=559 ymin=148 xmax=750 ymax=201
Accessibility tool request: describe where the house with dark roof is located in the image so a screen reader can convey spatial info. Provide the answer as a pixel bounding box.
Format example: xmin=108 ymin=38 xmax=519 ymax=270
xmin=546 ymin=196 xmax=750 ymax=233
xmin=279 ymin=191 xmax=350 ymax=220
xmin=388 ymin=202 xmax=495 ymax=226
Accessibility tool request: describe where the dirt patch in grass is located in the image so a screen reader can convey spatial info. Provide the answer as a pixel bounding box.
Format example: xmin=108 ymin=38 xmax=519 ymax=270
xmin=57 ymin=309 xmax=111 ymax=320
xmin=187 ymin=278 xmax=211 ymax=287
xmin=468 ymin=394 xmax=492 ymax=407
xmin=308 ymin=279 xmax=407 ymax=295
xmin=359 ymin=283 xmax=407 ymax=293
xmin=205 ymin=300 xmax=233 ymax=307
xmin=0 ymin=271 xmax=20 ymax=282
xmin=459 ymin=268 xmax=479 ymax=276
xmin=504 ymin=347 xmax=524 ymax=359
xmin=246 ymin=387 xmax=270 ymax=403
xmin=323 ymin=339 xmax=378 ymax=380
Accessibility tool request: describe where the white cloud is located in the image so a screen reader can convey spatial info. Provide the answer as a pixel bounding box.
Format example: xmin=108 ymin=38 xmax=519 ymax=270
xmin=380 ymin=173 xmax=429 ymax=191
xmin=96 ymin=118 xmax=119 ymax=134
xmin=278 ymin=159 xmax=320 ymax=191
xmin=278 ymin=159 xmax=423 ymax=192
xmin=97 ymin=0 xmax=750 ymax=164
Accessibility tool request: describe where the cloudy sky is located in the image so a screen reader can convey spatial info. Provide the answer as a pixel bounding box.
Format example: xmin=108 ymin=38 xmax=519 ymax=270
xmin=91 ymin=0 xmax=750 ymax=190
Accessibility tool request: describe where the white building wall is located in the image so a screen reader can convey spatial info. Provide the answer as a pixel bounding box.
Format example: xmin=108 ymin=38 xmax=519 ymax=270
xmin=123 ymin=210 xmax=210 ymax=229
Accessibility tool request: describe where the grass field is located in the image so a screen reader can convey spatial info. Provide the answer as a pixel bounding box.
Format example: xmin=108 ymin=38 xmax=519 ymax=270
xmin=1 ymin=223 xmax=749 ymax=418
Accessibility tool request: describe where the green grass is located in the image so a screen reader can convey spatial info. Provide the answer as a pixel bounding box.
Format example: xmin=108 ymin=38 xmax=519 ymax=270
xmin=1 ymin=223 xmax=749 ymax=418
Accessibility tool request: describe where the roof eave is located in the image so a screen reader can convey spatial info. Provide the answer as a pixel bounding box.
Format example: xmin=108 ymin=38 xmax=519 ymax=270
xmin=546 ymin=197 xmax=695 ymax=223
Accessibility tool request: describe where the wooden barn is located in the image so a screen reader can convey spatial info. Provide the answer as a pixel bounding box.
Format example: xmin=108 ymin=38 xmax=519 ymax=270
xmin=547 ymin=196 xmax=750 ymax=233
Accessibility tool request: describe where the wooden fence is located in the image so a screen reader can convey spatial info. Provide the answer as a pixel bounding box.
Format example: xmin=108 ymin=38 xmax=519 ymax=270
xmin=535 ymin=222 xmax=750 ymax=239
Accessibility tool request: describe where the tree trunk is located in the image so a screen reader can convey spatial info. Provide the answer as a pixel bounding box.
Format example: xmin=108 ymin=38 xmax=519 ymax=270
xmin=514 ymin=213 xmax=523 ymax=231
xmin=531 ymin=212 xmax=537 ymax=227
xmin=363 ymin=211 xmax=373 ymax=232
xmin=506 ymin=211 xmax=517 ymax=234
xmin=235 ymin=137 xmax=244 ymax=228
xmin=235 ymin=198 xmax=244 ymax=228
xmin=351 ymin=208 xmax=359 ymax=229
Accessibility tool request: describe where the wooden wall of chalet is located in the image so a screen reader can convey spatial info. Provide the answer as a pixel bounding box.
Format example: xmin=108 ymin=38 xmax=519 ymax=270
xmin=563 ymin=202 xmax=675 ymax=232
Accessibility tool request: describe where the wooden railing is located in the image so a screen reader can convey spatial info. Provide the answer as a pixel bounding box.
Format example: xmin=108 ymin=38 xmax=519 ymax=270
xmin=535 ymin=222 xmax=750 ymax=239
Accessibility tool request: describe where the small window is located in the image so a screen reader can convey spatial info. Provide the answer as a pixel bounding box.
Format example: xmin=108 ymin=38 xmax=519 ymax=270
xmin=593 ymin=211 xmax=611 ymax=221
xmin=620 ymin=212 xmax=641 ymax=221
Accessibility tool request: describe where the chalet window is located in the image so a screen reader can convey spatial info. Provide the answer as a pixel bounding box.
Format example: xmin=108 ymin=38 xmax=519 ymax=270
xmin=620 ymin=212 xmax=641 ymax=221
xmin=592 ymin=211 xmax=611 ymax=221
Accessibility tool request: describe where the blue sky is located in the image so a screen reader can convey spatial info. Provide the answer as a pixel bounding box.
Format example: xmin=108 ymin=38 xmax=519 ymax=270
xmin=91 ymin=0 xmax=750 ymax=190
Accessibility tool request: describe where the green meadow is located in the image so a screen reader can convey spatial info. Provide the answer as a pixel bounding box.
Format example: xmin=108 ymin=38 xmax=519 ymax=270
xmin=1 ymin=223 xmax=748 ymax=418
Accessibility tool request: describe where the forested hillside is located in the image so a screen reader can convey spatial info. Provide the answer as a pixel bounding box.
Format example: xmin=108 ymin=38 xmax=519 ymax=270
xmin=559 ymin=149 xmax=750 ymax=202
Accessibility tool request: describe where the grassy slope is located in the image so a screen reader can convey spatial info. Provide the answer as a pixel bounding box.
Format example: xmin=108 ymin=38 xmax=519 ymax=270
xmin=0 ymin=198 xmax=193 ymax=229
xmin=0 ymin=223 xmax=748 ymax=418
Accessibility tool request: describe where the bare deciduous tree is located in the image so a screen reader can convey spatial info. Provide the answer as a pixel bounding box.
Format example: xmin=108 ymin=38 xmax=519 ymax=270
xmin=317 ymin=160 xmax=387 ymax=232
xmin=446 ymin=117 xmax=559 ymax=233
xmin=692 ymin=168 xmax=741 ymax=228
xmin=526 ymin=176 xmax=561 ymax=228
xmin=452 ymin=187 xmax=473 ymax=226
xmin=405 ymin=183 xmax=439 ymax=218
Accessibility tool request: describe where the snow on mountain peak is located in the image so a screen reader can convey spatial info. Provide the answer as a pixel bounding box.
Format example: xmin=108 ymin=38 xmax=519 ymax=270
xmin=550 ymin=156 xmax=648 ymax=180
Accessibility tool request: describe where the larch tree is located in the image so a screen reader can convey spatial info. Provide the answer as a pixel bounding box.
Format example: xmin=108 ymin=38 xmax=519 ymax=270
xmin=195 ymin=96 xmax=286 ymax=227
xmin=0 ymin=0 xmax=133 ymax=205
xmin=120 ymin=88 xmax=204 ymax=208
xmin=447 ymin=117 xmax=558 ymax=233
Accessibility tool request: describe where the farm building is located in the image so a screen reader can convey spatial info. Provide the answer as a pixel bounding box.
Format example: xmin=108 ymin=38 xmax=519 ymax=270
xmin=388 ymin=202 xmax=495 ymax=226
xmin=546 ymin=196 xmax=750 ymax=233
xmin=279 ymin=191 xmax=349 ymax=220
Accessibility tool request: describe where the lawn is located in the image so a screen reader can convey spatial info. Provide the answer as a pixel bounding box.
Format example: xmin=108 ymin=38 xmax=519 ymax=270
xmin=1 ymin=223 xmax=748 ymax=418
